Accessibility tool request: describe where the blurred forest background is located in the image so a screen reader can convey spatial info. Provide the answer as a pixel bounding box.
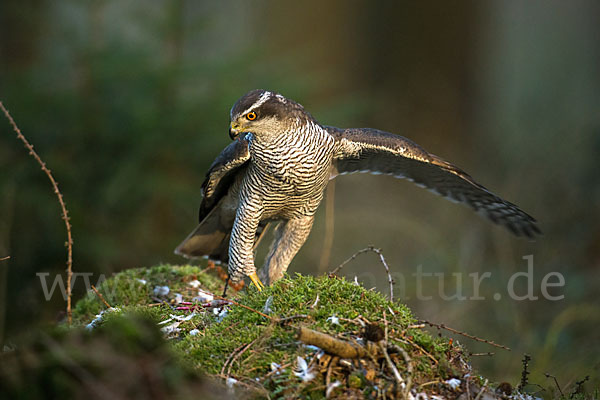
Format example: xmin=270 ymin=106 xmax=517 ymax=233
xmin=1 ymin=0 xmax=599 ymax=389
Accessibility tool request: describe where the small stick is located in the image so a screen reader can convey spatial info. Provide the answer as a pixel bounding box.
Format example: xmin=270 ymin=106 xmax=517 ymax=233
xmin=227 ymin=337 xmax=259 ymax=376
xmin=211 ymin=292 xmax=274 ymax=321
xmin=91 ymin=285 xmax=111 ymax=309
xmin=329 ymin=246 xmax=394 ymax=302
xmin=385 ymin=311 xmax=413 ymax=397
xmin=466 ymin=380 xmax=471 ymax=400
xmin=277 ymin=315 xmax=309 ymax=324
xmin=419 ymin=380 xmax=442 ymax=388
xmin=260 ymin=361 xmax=291 ymax=382
xmin=297 ymin=326 xmax=377 ymax=359
xmin=469 ymin=352 xmax=495 ymax=357
xmin=544 ymin=373 xmax=563 ymax=396
xmin=474 ymin=379 xmax=489 ymax=400
xmin=1 ymin=102 xmax=74 ymax=323
xmin=222 ymin=342 xmax=247 ymax=375
xmin=397 ymin=344 xmax=413 ymax=398
xmin=398 ymin=336 xmax=438 ymax=365
xmin=420 ymin=320 xmax=511 ymax=351
xmin=318 ymin=181 xmax=336 ymax=272
xmin=0 ymin=256 xmax=9 ymax=261
xmin=381 ymin=343 xmax=403 ymax=388
xmin=381 ymin=311 xmax=404 ymax=388
xmin=326 ymin=356 xmax=339 ymax=388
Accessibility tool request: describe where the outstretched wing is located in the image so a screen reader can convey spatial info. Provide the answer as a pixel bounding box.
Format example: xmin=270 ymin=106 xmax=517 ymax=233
xmin=199 ymin=135 xmax=250 ymax=221
xmin=326 ymin=126 xmax=541 ymax=238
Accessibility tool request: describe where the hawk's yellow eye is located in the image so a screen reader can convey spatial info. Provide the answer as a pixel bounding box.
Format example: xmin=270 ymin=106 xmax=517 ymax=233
xmin=246 ymin=112 xmax=257 ymax=121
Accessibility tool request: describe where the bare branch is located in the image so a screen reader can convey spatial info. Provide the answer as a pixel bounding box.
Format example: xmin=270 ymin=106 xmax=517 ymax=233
xmin=0 ymin=101 xmax=74 ymax=323
xmin=329 ymin=246 xmax=394 ymax=302
xmin=91 ymin=285 xmax=112 ymax=309
xmin=421 ymin=320 xmax=511 ymax=351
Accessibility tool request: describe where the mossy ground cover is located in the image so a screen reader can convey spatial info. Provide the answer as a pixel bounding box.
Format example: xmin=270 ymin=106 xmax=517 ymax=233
xmin=71 ymin=264 xmax=477 ymax=398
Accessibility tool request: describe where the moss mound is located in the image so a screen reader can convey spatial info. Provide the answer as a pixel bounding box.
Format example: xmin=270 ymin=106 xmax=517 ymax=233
xmin=70 ymin=264 xmax=483 ymax=398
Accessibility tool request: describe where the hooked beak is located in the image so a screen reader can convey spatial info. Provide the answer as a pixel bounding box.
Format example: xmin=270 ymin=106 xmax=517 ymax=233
xmin=229 ymin=122 xmax=241 ymax=140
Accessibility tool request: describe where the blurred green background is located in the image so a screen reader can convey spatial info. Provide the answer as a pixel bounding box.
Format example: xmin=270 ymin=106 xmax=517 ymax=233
xmin=1 ymin=0 xmax=599 ymax=389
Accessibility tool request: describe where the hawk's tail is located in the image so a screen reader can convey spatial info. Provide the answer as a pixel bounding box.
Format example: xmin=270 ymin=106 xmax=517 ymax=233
xmin=174 ymin=204 xmax=269 ymax=265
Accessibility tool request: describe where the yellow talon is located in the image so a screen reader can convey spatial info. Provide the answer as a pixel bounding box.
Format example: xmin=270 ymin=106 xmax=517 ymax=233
xmin=249 ymin=272 xmax=265 ymax=291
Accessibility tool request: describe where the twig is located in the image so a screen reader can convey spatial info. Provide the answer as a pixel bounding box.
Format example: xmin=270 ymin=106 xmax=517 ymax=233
xmin=261 ymin=361 xmax=291 ymax=379
xmin=381 ymin=343 xmax=403 ymax=386
xmin=381 ymin=311 xmax=404 ymax=390
xmin=326 ymin=356 xmax=338 ymax=388
xmin=397 ymin=344 xmax=413 ymax=398
xmin=469 ymin=352 xmax=495 ymax=357
xmin=419 ymin=380 xmax=442 ymax=388
xmin=1 ymin=102 xmax=74 ymax=323
xmin=227 ymin=337 xmax=259 ymax=376
xmin=211 ymin=292 xmax=274 ymax=321
xmin=0 ymin=256 xmax=9 ymax=261
xmin=329 ymin=246 xmax=394 ymax=302
xmin=277 ymin=314 xmax=309 ymax=324
xmin=544 ymin=373 xmax=564 ymax=397
xmin=222 ymin=342 xmax=248 ymax=375
xmin=91 ymin=285 xmax=111 ymax=309
xmin=474 ymin=379 xmax=489 ymax=400
xmin=420 ymin=320 xmax=511 ymax=351
xmin=318 ymin=181 xmax=335 ymax=272
xmin=398 ymin=336 xmax=438 ymax=365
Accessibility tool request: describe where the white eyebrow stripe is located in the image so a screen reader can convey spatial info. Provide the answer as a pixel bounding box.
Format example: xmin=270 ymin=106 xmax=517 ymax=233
xmin=239 ymin=91 xmax=272 ymax=116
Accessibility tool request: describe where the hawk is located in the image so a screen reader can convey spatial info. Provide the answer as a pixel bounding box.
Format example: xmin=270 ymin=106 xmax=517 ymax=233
xmin=175 ymin=89 xmax=540 ymax=290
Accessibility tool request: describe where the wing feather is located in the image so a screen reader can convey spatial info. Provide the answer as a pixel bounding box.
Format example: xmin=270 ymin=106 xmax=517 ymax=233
xmin=327 ymin=126 xmax=541 ymax=238
xmin=199 ymin=135 xmax=250 ymax=221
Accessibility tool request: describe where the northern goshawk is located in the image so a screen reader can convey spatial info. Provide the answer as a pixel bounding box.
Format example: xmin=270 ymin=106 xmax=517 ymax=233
xmin=175 ymin=89 xmax=540 ymax=290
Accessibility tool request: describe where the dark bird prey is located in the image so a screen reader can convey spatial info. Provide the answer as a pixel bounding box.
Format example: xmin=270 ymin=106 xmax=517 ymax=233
xmin=175 ymin=89 xmax=540 ymax=290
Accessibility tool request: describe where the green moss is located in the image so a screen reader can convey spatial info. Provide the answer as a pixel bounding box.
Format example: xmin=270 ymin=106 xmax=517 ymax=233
xmin=70 ymin=265 xmax=474 ymax=398
xmin=72 ymin=264 xmax=224 ymax=324
xmin=174 ymin=273 xmax=415 ymax=376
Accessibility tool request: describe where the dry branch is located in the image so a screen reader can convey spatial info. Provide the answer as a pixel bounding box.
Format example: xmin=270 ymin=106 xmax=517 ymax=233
xmin=1 ymin=102 xmax=74 ymax=323
xmin=297 ymin=326 xmax=377 ymax=359
xmin=91 ymin=285 xmax=111 ymax=309
xmin=329 ymin=246 xmax=395 ymax=302
xmin=421 ymin=320 xmax=511 ymax=351
xmin=0 ymin=256 xmax=9 ymax=261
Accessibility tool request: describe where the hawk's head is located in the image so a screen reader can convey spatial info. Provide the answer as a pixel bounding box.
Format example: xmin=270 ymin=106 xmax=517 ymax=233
xmin=229 ymin=89 xmax=313 ymax=140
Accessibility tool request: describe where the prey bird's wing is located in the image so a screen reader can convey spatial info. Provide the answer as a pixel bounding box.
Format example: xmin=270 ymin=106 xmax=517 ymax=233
xmin=327 ymin=126 xmax=540 ymax=238
xmin=199 ymin=135 xmax=250 ymax=222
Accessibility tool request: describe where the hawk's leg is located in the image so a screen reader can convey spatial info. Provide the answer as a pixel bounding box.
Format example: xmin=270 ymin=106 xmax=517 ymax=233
xmin=228 ymin=199 xmax=264 ymax=290
xmin=260 ymin=215 xmax=315 ymax=285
